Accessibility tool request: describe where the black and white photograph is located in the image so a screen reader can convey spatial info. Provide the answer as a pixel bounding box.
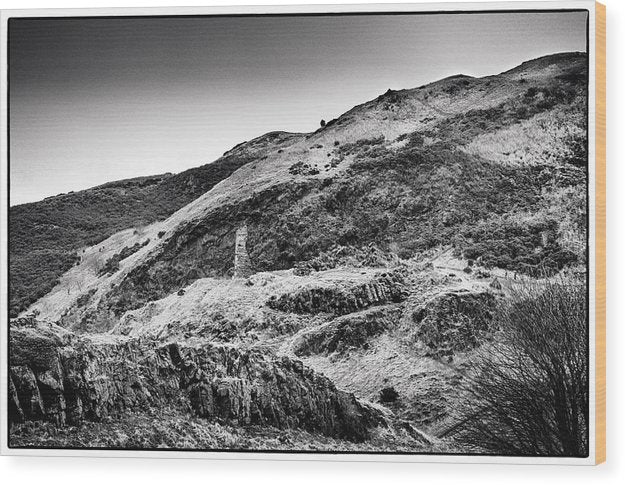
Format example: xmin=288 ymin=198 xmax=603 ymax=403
xmin=1 ymin=2 xmax=598 ymax=462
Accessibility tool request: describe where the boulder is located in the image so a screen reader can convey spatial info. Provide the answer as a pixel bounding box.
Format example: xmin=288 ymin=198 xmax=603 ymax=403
xmin=411 ymin=291 xmax=496 ymax=360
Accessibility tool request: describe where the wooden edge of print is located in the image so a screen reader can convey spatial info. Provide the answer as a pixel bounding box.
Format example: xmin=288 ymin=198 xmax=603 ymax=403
xmin=595 ymin=0 xmax=606 ymax=466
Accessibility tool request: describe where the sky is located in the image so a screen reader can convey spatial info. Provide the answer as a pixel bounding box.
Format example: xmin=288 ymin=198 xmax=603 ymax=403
xmin=8 ymin=11 xmax=588 ymax=205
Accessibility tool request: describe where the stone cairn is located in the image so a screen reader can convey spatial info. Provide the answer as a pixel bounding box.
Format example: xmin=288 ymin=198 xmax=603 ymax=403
xmin=233 ymin=225 xmax=254 ymax=278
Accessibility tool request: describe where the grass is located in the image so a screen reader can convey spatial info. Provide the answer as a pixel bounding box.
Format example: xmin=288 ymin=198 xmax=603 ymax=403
xmin=9 ymin=407 xmax=440 ymax=453
xmin=428 ymin=77 xmax=585 ymax=148
xmin=462 ymin=102 xmax=587 ymax=167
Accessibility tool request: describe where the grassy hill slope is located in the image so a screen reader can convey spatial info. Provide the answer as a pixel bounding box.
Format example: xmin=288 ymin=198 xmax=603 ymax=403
xmin=18 ymin=52 xmax=588 ymax=333
xmin=9 ymin=132 xmax=303 ymax=316
xmin=15 ymin=52 xmax=587 ymax=329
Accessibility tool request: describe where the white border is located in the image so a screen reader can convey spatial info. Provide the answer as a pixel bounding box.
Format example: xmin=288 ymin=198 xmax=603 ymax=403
xmin=0 ymin=1 xmax=598 ymax=464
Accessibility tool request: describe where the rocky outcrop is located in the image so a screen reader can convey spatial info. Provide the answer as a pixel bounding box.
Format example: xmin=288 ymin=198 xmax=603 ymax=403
xmin=179 ymin=346 xmax=385 ymax=441
xmin=9 ymin=325 xmax=178 ymax=427
xmin=293 ymin=305 xmax=403 ymax=357
xmin=9 ymin=324 xmax=387 ymax=442
xmin=410 ymin=290 xmax=496 ymax=360
xmin=267 ymin=271 xmax=407 ymax=315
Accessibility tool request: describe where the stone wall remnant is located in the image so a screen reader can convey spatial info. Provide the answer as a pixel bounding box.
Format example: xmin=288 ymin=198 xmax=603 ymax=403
xmin=233 ymin=225 xmax=253 ymax=278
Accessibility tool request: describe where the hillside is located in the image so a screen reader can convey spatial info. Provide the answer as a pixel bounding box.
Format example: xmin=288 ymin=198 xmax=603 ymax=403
xmin=9 ymin=52 xmax=589 ymax=454
xmin=19 ymin=52 xmax=586 ymax=332
xmin=9 ymin=131 xmax=304 ymax=316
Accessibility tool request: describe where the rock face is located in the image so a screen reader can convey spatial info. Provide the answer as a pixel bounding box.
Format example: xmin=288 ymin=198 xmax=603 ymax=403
xmin=411 ymin=291 xmax=496 ymax=359
xmin=293 ymin=305 xmax=403 ymax=357
xmin=9 ymin=323 xmax=386 ymax=442
xmin=267 ymin=271 xmax=407 ymax=316
xmin=180 ymin=346 xmax=385 ymax=441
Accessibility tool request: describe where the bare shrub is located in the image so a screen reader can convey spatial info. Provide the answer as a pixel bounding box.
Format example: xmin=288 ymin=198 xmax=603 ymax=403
xmin=445 ymin=278 xmax=588 ymax=456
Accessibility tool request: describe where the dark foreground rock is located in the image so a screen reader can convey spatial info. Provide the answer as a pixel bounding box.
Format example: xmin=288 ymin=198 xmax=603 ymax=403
xmin=9 ymin=323 xmax=387 ymax=442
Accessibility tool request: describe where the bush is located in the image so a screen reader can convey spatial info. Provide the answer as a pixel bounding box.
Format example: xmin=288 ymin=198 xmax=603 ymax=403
xmin=289 ymin=161 xmax=320 ymax=176
xmin=336 ymin=136 xmax=386 ymax=158
xmin=412 ymin=291 xmax=496 ymax=360
xmin=445 ymin=279 xmax=588 ymax=456
xmin=379 ymin=387 xmax=399 ymax=403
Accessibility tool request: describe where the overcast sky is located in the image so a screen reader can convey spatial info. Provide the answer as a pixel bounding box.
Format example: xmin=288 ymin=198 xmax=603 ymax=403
xmin=9 ymin=11 xmax=588 ymax=205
